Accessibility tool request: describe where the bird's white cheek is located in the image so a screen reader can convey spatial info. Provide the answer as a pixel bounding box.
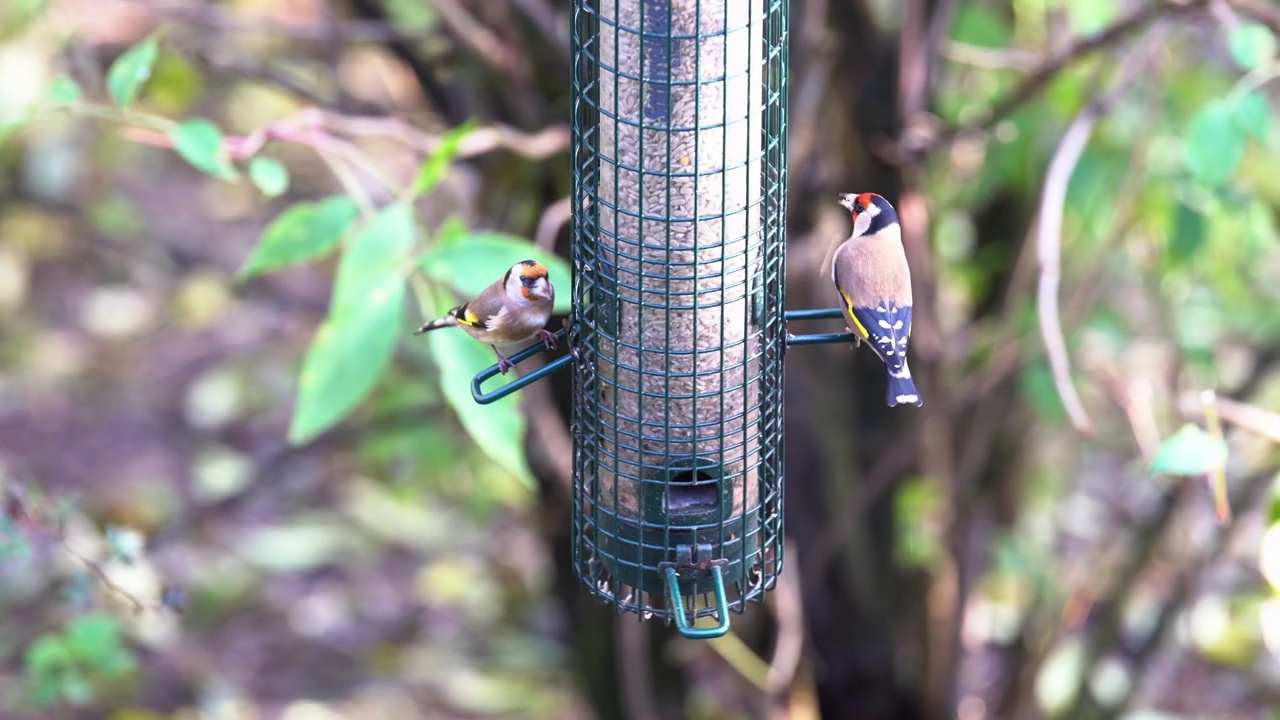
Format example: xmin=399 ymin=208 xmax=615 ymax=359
xmin=853 ymin=212 xmax=871 ymax=237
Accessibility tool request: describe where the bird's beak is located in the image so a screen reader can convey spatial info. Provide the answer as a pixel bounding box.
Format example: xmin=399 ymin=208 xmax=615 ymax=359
xmin=838 ymin=194 xmax=853 ymax=211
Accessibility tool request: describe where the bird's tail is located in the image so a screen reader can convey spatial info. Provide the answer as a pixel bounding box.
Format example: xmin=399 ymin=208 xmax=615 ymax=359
xmin=886 ymin=364 xmax=923 ymax=407
xmin=414 ymin=315 xmax=456 ymax=335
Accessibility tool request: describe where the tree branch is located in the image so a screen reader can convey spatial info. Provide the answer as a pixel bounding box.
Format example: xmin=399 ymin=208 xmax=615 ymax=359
xmin=1034 ymin=32 xmax=1161 ymax=436
xmin=913 ymin=0 xmax=1203 ymax=155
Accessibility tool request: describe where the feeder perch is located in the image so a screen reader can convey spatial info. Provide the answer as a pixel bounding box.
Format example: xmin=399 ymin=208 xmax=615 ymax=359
xmin=469 ymin=0 xmax=854 ymax=639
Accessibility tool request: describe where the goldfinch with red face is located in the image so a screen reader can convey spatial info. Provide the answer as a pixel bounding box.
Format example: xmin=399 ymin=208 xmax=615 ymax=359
xmin=416 ymin=259 xmax=557 ymax=373
xmin=832 ymin=192 xmax=922 ymax=407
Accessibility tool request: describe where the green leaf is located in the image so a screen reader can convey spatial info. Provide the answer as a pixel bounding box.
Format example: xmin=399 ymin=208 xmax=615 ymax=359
xmin=289 ymin=290 xmax=406 ymax=445
xmin=1169 ymin=200 xmax=1205 ymax=265
xmin=46 ymin=76 xmax=82 ymax=106
xmin=422 ymin=287 xmax=533 ymax=485
xmin=1233 ymin=91 xmax=1271 ymax=143
xmin=239 ymin=196 xmax=359 ymax=279
xmin=1184 ymin=100 xmax=1245 ymax=187
xmin=288 ymin=204 xmax=415 ymax=445
xmin=0 ymin=120 xmax=23 ymax=145
xmin=248 ymin=156 xmax=290 ymax=197
xmin=169 ymin=118 xmax=236 ymax=180
xmin=65 ymin=615 xmax=124 ymax=668
xmin=949 ymin=4 xmax=1011 ymax=49
xmin=1228 ymin=23 xmax=1277 ymax=71
xmin=106 ymin=34 xmax=159 ymax=107
xmin=331 ymin=203 xmax=416 ymax=315
xmin=412 ymin=120 xmax=477 ymax=197
xmin=1149 ymin=423 xmax=1228 ymax=477
xmin=1267 ymin=474 xmax=1280 ymax=525
xmin=25 ymin=635 xmax=72 ymax=674
xmin=420 ymin=232 xmax=571 ymax=315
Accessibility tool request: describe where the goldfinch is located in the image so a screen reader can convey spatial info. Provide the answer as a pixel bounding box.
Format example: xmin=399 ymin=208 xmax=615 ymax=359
xmin=416 ymin=259 xmax=557 ymax=373
xmin=832 ymin=192 xmax=922 ymax=407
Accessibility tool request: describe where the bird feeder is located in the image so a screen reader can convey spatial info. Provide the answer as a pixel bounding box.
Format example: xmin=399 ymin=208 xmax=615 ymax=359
xmin=470 ymin=0 xmax=852 ymax=638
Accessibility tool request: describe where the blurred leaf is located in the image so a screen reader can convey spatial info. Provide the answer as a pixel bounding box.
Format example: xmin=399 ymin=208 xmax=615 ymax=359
xmin=168 ymin=118 xmax=236 ymax=180
xmin=0 ymin=516 xmax=30 ymax=558
xmin=1228 ymin=23 xmax=1277 ymax=71
xmin=146 ymin=51 xmax=205 ymax=115
xmin=1035 ymin=637 xmax=1086 ymax=715
xmin=895 ymin=476 xmax=944 ymax=568
xmin=236 ymin=521 xmax=358 ymax=571
xmin=45 ymin=76 xmax=81 ymax=106
xmin=65 ymin=615 xmax=133 ymax=675
xmin=247 ymin=156 xmax=290 ymax=197
xmin=106 ymin=34 xmax=159 ymax=107
xmin=0 ymin=119 xmax=22 ymax=144
xmin=1184 ymin=100 xmax=1245 ymax=186
xmin=1169 ymin=200 xmax=1206 ymax=265
xmin=949 ymin=4 xmax=1011 ymax=48
xmin=239 ymin=196 xmax=359 ymax=279
xmin=288 ymin=204 xmax=414 ymax=445
xmin=423 ymin=287 xmax=533 ymax=485
xmin=25 ymin=635 xmax=72 ymax=674
xmin=1066 ymin=0 xmax=1116 ymax=35
xmin=1260 ymin=520 xmax=1280 ymax=590
xmin=412 ymin=120 xmax=476 ymax=198
xmin=1269 ymin=474 xmax=1280 ymax=525
xmin=420 ymin=232 xmax=571 ymax=315
xmin=1233 ymin=91 xmax=1271 ymax=143
xmin=104 ymin=526 xmax=144 ymax=565
xmin=1019 ymin=361 xmax=1066 ymax=423
xmin=1149 ymin=423 xmax=1227 ymax=477
xmin=1172 ymin=295 xmax=1222 ymax=355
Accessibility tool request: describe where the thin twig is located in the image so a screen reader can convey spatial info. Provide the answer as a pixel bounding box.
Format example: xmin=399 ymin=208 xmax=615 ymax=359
xmin=135 ymin=0 xmax=428 ymax=43
xmin=1201 ymin=390 xmax=1232 ymax=524
xmin=941 ymin=42 xmax=1041 ymax=70
xmin=764 ymin=554 xmax=805 ymax=702
xmin=1034 ymin=35 xmax=1159 ymax=436
xmin=1088 ymin=460 xmax=1280 ymax=719
xmin=1179 ymin=392 xmax=1280 ymax=444
xmin=320 ymin=113 xmax=571 ymax=159
xmin=62 ymin=545 xmax=150 ymax=614
xmin=431 ymin=0 xmax=523 ymax=78
xmin=509 ymin=0 xmax=571 ymax=61
xmin=616 ymin=616 xmax=661 ymax=720
xmin=920 ymin=0 xmax=1202 ymax=154
xmin=534 ymin=196 xmax=572 ymax=252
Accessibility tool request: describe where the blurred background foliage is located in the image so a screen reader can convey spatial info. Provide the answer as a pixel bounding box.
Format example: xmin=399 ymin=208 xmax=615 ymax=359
xmin=0 ymin=0 xmax=1279 ymax=719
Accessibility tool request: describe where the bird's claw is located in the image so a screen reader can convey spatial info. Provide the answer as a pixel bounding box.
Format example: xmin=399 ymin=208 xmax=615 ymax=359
xmin=496 ymin=354 xmax=514 ymax=374
xmin=845 ymin=326 xmax=860 ymax=349
xmin=539 ymin=329 xmax=558 ymax=350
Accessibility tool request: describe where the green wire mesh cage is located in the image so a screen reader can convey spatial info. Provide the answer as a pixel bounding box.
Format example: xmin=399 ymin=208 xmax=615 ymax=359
xmin=567 ymin=0 xmax=789 ymax=637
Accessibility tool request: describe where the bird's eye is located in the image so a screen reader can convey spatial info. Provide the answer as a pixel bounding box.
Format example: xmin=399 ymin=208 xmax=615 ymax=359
xmin=853 ymin=201 xmax=864 ymax=213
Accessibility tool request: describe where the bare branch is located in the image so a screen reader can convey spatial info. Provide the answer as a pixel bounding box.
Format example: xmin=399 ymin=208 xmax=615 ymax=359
xmin=1037 ymin=103 xmax=1097 ymax=436
xmin=320 ymin=112 xmax=571 ymax=160
xmin=135 ymin=0 xmax=428 ymax=43
xmin=1231 ymin=0 xmax=1280 ymax=31
xmin=616 ymin=616 xmax=661 ymax=720
xmin=534 ymin=196 xmax=573 ymax=252
xmin=941 ymin=42 xmax=1041 ymax=70
xmin=915 ymin=0 xmax=1203 ymax=155
xmin=1180 ymin=392 xmax=1280 ymax=444
xmin=1034 ymin=34 xmax=1161 ymax=436
xmin=431 ymin=0 xmax=524 ymax=78
xmin=765 ymin=554 xmax=806 ymax=703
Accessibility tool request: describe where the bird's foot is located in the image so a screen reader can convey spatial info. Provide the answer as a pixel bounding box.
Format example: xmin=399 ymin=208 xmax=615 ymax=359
xmin=539 ymin=329 xmax=558 ymax=350
xmin=845 ymin=327 xmax=860 ymax=349
xmin=496 ymin=352 xmax=514 ymax=374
